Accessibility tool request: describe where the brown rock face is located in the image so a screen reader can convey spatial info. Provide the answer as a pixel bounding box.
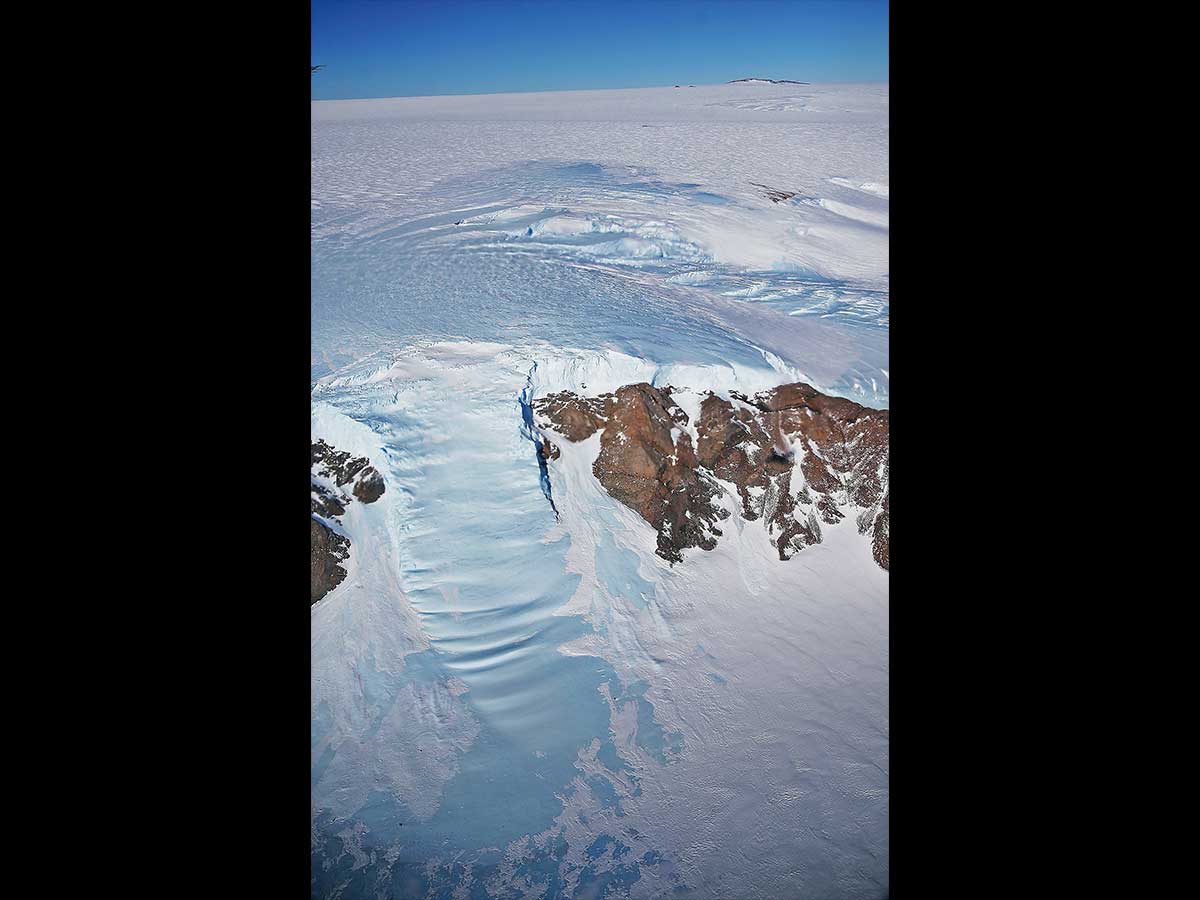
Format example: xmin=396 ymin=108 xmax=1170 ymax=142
xmin=352 ymin=469 xmax=385 ymax=503
xmin=311 ymin=439 xmax=386 ymax=605
xmin=311 ymin=518 xmax=350 ymax=604
xmin=592 ymin=384 xmax=727 ymax=563
xmin=534 ymin=385 xmax=728 ymax=563
xmin=694 ymin=393 xmax=818 ymax=561
xmin=534 ymin=381 xmax=888 ymax=569
xmin=871 ymin=489 xmax=889 ymax=570
xmin=732 ymin=383 xmax=889 ymax=568
xmin=532 ymin=393 xmax=607 ymax=442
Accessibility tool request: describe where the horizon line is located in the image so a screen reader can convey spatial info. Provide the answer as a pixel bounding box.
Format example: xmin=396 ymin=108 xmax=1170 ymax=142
xmin=310 ymin=79 xmax=890 ymax=103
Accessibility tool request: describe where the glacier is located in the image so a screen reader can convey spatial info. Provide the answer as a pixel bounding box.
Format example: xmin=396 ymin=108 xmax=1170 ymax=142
xmin=312 ymin=82 xmax=888 ymax=899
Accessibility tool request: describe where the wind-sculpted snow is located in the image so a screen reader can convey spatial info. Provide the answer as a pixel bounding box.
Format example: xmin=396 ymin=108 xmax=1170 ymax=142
xmin=312 ymin=83 xmax=887 ymax=899
xmin=312 ymin=83 xmax=888 ymax=392
xmin=311 ymin=344 xmax=887 ymax=899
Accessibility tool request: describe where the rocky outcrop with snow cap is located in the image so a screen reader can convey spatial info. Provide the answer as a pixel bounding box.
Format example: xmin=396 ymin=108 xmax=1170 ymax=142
xmin=534 ymin=380 xmax=888 ymax=569
xmin=310 ymin=439 xmax=386 ymax=604
xmin=312 ymin=439 xmax=386 ymax=503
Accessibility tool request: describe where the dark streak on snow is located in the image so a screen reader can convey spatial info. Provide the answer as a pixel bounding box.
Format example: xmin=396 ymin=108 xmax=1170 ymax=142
xmin=520 ymin=363 xmax=560 ymax=520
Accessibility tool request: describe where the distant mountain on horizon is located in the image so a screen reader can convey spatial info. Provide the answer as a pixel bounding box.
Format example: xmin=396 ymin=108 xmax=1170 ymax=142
xmin=727 ymin=77 xmax=809 ymax=85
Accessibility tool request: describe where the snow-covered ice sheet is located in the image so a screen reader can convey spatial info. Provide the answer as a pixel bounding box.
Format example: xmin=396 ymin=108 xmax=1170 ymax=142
xmin=312 ymin=82 xmax=889 ymax=397
xmin=312 ymin=82 xmax=888 ymax=899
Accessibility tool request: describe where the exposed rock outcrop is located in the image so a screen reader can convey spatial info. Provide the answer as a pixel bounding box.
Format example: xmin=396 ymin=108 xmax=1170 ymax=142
xmin=533 ymin=381 xmax=888 ymax=569
xmin=312 ymin=439 xmax=385 ymax=501
xmin=311 ymin=439 xmax=385 ymax=605
xmin=352 ymin=468 xmax=385 ymax=503
xmin=311 ymin=518 xmax=350 ymax=604
xmin=535 ymin=385 xmax=729 ymax=563
xmin=749 ymin=181 xmax=798 ymax=204
xmin=311 ymin=482 xmax=347 ymax=519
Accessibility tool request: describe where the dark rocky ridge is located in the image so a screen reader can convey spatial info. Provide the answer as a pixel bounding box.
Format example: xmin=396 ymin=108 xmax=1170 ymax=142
xmin=311 ymin=519 xmax=350 ymax=604
xmin=533 ymin=381 xmax=888 ymax=569
xmin=310 ymin=440 xmax=385 ymax=605
xmin=749 ymin=181 xmax=798 ymax=204
xmin=312 ymin=439 xmax=384 ymax=494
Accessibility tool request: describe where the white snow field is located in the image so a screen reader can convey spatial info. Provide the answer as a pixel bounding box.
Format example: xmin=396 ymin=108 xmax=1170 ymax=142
xmin=312 ymin=83 xmax=888 ymax=899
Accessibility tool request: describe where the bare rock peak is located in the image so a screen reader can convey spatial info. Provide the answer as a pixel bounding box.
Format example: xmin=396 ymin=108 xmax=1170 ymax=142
xmin=533 ymin=381 xmax=888 ymax=570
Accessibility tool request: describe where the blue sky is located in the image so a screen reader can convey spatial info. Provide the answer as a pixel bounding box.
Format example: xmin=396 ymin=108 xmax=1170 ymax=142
xmin=311 ymin=0 xmax=888 ymax=100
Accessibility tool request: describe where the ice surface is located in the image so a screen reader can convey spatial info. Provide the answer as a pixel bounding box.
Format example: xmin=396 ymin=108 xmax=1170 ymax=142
xmin=312 ymin=82 xmax=888 ymax=899
xmin=312 ymin=83 xmax=888 ymax=393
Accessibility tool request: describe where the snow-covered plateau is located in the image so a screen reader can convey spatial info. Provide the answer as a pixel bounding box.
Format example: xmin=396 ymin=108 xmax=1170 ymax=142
xmin=312 ymin=82 xmax=888 ymax=899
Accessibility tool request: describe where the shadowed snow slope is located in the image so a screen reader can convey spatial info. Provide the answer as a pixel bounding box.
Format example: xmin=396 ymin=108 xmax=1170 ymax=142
xmin=312 ymin=82 xmax=888 ymax=900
